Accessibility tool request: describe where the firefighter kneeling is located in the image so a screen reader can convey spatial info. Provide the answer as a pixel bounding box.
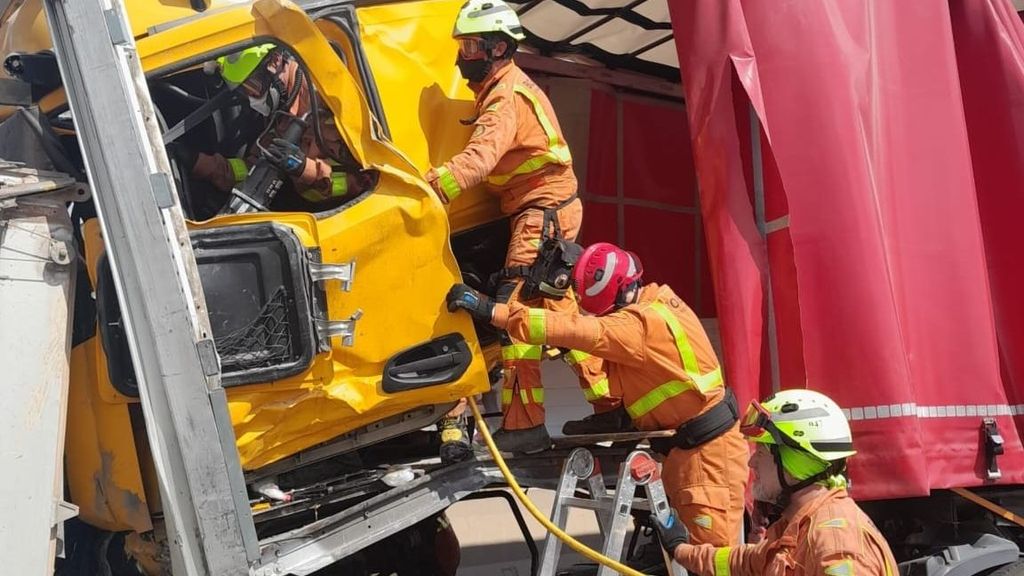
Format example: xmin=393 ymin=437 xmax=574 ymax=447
xmin=447 ymin=242 xmax=748 ymax=546
xmin=655 ymin=389 xmax=899 ymax=575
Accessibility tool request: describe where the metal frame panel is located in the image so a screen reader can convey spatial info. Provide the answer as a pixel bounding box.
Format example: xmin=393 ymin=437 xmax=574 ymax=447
xmin=41 ymin=0 xmax=256 ymax=573
xmin=0 ymin=176 xmax=80 ymax=575
xmin=252 ymin=447 xmax=637 ymax=576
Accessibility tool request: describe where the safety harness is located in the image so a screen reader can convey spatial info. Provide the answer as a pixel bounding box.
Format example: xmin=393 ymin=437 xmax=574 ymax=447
xmin=490 ymin=192 xmax=582 ymax=300
xmin=649 ymin=388 xmax=740 ymax=455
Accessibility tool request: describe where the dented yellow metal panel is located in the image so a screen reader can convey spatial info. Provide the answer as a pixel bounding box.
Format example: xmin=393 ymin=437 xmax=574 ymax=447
xmin=0 ymin=0 xmax=250 ymax=118
xmin=0 ymin=0 xmax=248 ymax=53
xmin=64 ymin=221 xmax=151 ymax=532
xmin=219 ymin=0 xmax=490 ymax=469
xmin=32 ymin=0 xmax=493 ymax=497
xmin=66 ymin=341 xmax=153 ymax=533
xmin=357 ymin=0 xmax=503 ymax=232
xmin=67 ymin=0 xmax=491 ymax=474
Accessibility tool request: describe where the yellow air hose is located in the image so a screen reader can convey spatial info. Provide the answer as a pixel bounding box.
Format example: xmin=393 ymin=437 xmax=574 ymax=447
xmin=468 ymin=397 xmax=648 ymax=576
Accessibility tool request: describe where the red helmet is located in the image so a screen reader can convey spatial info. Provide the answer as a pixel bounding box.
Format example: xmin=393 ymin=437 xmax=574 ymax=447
xmin=573 ymin=242 xmax=643 ymax=315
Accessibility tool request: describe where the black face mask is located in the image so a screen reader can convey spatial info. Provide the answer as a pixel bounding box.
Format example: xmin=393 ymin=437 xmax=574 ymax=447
xmin=457 ymin=56 xmax=493 ymax=85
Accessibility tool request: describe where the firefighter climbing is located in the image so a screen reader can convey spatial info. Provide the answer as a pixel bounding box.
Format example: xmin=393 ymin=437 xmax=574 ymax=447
xmin=427 ymin=0 xmax=617 ymax=458
xmin=447 ymin=241 xmax=749 ymax=546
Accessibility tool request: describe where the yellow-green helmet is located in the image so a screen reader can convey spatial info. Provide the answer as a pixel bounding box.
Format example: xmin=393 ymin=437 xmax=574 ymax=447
xmin=216 ymin=43 xmax=276 ymax=88
xmin=741 ymin=389 xmax=856 ymax=462
xmin=453 ymin=0 xmax=526 ymax=41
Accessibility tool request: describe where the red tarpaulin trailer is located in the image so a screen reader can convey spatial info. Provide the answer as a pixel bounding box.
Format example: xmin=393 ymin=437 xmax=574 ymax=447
xmin=669 ymin=0 xmax=1024 ymax=501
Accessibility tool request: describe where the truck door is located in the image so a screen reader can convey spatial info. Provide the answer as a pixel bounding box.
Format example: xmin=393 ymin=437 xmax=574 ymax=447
xmin=226 ymin=0 xmax=490 ymax=470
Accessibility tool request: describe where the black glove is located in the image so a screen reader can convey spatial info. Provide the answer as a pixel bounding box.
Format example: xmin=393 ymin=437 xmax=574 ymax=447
xmin=446 ymin=283 xmax=495 ymax=322
xmin=352 ymin=169 xmax=380 ymax=193
xmin=263 ymin=138 xmax=306 ymax=176
xmin=166 ymin=141 xmax=198 ymax=170
xmin=654 ymin=510 xmax=690 ymax=556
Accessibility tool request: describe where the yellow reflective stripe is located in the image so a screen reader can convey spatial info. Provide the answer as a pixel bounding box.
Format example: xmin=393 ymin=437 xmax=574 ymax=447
xmin=714 ymin=547 xmax=731 ymax=576
xmin=330 ymin=173 xmax=348 ymax=197
xmin=693 ymin=366 xmax=723 ymax=393
xmin=527 ymin=309 xmax=546 ymax=344
xmin=649 ymin=302 xmax=723 ymax=394
xmin=516 ymin=388 xmax=545 ymax=405
xmin=583 ymin=378 xmax=610 ymax=401
xmin=435 ymin=165 xmax=462 ymax=201
xmin=299 ymin=187 xmax=325 ymax=202
xmin=650 ymin=302 xmax=699 ymax=374
xmin=504 ymin=388 xmax=544 ymax=405
xmin=824 ymin=559 xmax=853 ymax=576
xmin=626 ymin=380 xmax=690 ymax=419
xmin=502 ymin=344 xmax=542 ymax=361
xmin=227 ymin=157 xmax=248 ymax=183
xmin=487 ymin=152 xmax=568 ymax=186
xmin=487 ymin=85 xmax=571 ymax=186
xmin=565 ymin=350 xmax=591 ymax=365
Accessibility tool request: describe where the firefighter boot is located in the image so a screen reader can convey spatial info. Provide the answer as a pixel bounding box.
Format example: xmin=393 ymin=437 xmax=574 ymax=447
xmin=492 ymin=424 xmax=552 ymax=454
xmin=561 ymin=405 xmax=635 ymax=436
xmin=438 ymin=414 xmax=472 ymax=465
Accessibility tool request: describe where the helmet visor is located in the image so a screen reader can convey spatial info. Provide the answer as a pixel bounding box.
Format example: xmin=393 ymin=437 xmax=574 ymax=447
xmin=740 ymin=399 xmax=771 ymax=438
xmin=740 ymin=400 xmax=804 ymax=451
xmin=458 ymin=37 xmax=487 ymax=59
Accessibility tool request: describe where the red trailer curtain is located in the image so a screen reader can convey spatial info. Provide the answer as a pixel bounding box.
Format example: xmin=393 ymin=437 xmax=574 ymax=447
xmin=671 ymin=0 xmax=1024 ymax=499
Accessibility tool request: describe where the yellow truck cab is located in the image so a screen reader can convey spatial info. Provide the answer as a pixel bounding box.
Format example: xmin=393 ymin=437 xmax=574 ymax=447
xmin=0 ymin=0 xmax=509 ymax=565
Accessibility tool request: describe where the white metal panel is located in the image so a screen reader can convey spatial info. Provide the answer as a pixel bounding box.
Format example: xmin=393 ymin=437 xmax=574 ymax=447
xmin=0 ymin=182 xmax=78 ymax=575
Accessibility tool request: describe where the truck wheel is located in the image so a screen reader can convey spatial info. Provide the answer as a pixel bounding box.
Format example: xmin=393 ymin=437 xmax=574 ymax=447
xmin=988 ymin=560 xmax=1024 ymax=576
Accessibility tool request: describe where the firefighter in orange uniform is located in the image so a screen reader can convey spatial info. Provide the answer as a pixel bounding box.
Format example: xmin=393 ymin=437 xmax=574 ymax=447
xmin=446 ymin=242 xmax=748 ymax=546
xmin=429 ymin=0 xmax=623 ymax=460
xmin=171 ymin=44 xmax=375 ymax=208
xmin=654 ymin=389 xmax=899 ymax=575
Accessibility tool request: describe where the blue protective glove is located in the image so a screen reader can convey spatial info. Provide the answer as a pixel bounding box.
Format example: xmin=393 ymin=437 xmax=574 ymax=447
xmin=654 ymin=510 xmax=690 ymax=556
xmin=263 ymin=137 xmax=306 ymax=176
xmin=446 ymin=283 xmax=495 ymax=322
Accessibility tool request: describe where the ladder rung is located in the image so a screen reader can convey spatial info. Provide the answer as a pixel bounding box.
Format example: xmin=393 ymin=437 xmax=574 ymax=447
xmin=561 ymin=496 xmax=652 ymax=513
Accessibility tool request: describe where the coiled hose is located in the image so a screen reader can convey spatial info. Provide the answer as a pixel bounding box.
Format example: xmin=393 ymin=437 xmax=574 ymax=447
xmin=468 ymin=397 xmax=647 ymax=576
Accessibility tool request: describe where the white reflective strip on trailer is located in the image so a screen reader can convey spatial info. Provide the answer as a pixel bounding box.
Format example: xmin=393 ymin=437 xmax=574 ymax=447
xmin=841 ymin=404 xmax=1024 ymax=421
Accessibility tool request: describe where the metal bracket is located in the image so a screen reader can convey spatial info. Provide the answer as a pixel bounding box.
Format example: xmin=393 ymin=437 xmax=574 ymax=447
xmin=103 ymin=8 xmax=131 ymax=45
xmin=52 ymin=500 xmax=77 ymax=560
xmin=195 ymin=339 xmax=220 ymax=377
xmin=309 ymin=259 xmax=355 ymax=292
xmin=48 ymin=239 xmax=71 ymax=265
xmin=149 ymin=173 xmax=175 ymax=209
xmin=52 ymin=500 xmax=78 ymax=526
xmin=983 ymin=418 xmax=1004 ymax=480
xmin=315 ymin=309 xmax=363 ymax=347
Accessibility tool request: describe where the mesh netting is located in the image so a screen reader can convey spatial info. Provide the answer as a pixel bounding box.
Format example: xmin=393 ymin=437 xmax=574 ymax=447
xmin=216 ymin=287 xmax=293 ymax=371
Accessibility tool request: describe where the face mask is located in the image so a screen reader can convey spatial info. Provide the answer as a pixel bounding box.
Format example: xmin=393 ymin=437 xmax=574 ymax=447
xmin=457 ymin=56 xmax=493 ymax=85
xmin=248 ymin=84 xmax=280 ymax=117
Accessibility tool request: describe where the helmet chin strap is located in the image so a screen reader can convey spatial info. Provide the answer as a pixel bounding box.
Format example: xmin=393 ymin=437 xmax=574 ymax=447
xmin=613 ymin=279 xmax=641 ymax=310
xmin=769 ymin=444 xmax=847 ymax=510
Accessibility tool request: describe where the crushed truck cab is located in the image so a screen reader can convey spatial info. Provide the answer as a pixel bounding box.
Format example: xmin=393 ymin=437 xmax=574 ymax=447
xmin=1 ymin=0 xmax=508 ymax=543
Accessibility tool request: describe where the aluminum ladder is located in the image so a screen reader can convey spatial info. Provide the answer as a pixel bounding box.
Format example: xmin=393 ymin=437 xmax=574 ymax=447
xmin=538 ymin=447 xmax=687 ymax=576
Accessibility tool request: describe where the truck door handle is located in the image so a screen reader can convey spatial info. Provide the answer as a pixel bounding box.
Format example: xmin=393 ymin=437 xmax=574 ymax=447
xmin=382 ymin=333 xmax=473 ymax=393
